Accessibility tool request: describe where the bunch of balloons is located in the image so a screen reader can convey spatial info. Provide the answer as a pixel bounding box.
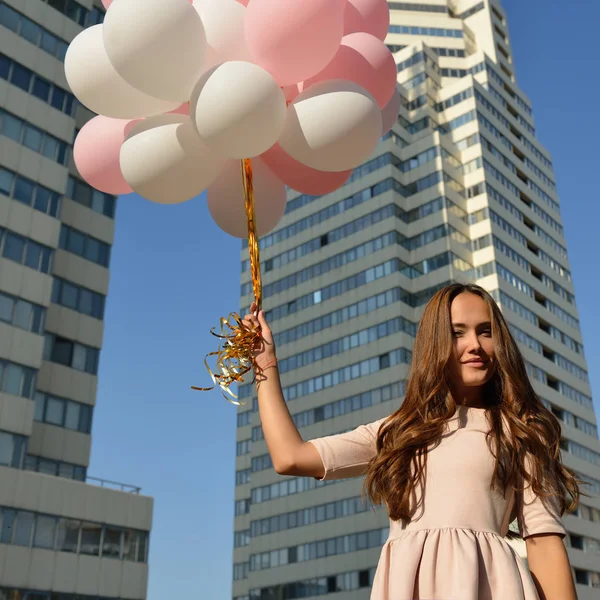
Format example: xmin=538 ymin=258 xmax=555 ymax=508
xmin=66 ymin=0 xmax=400 ymax=238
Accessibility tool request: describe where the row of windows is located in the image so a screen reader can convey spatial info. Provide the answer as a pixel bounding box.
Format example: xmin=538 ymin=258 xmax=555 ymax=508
xmin=0 ymin=360 xmax=36 ymax=400
xmin=0 ymin=53 xmax=75 ymax=116
xmin=66 ymin=176 xmax=116 ymax=220
xmin=251 ymin=149 xmax=457 ymax=252
xmin=389 ymin=2 xmax=447 ymax=13
xmin=396 ymin=50 xmax=424 ymax=74
xmin=457 ymin=1 xmax=484 ymax=19
xmin=234 ymin=529 xmax=250 ymax=548
xmin=269 ymin=286 xmax=409 ymax=350
xmin=0 ymin=166 xmax=61 ymax=218
xmin=0 ymin=2 xmax=69 ymax=62
xmin=250 ymin=470 xmax=341 ymax=504
xmin=250 ymin=495 xmax=371 ymax=537
xmin=0 ymin=108 xmax=69 ymax=165
xmin=42 ymin=0 xmax=104 ymax=28
xmin=0 ymin=290 xmax=45 ymax=335
xmin=499 ymin=291 xmax=582 ymax=356
xmin=389 ymin=24 xmax=464 ymax=37
xmin=483 ymin=61 xmax=533 ymax=118
xmin=0 ymin=589 xmax=126 ymax=600
xmin=235 ymin=468 xmax=251 ymax=486
xmin=251 ymin=454 xmax=273 ymax=474
xmin=60 ymin=225 xmax=111 ymax=268
xmin=44 ymin=333 xmax=100 ymax=376
xmin=233 ymin=562 xmax=249 ymax=581
xmin=52 ymin=277 xmax=106 ymax=320
xmin=564 ymin=440 xmax=600 ymax=467
xmin=244 ymin=189 xmax=466 ymax=273
xmin=278 ymin=315 xmax=415 ymax=375
xmin=24 ymin=454 xmax=86 ymax=482
xmin=0 ymin=430 xmax=27 ymax=469
xmin=250 ymin=527 xmax=389 ymax=572
xmin=236 ymin=439 xmax=252 ymax=456
xmin=484 ymin=83 xmax=535 ymax=137
xmin=34 ymin=392 xmax=93 ymax=434
xmin=0 ymin=506 xmax=148 ymax=562
xmin=0 ymin=226 xmax=53 ymax=274
xmin=433 ymin=47 xmax=466 ymax=58
xmin=242 ymin=567 xmax=376 ymax=599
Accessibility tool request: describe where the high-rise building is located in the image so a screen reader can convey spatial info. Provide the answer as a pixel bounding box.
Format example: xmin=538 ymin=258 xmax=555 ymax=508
xmin=233 ymin=0 xmax=600 ymax=598
xmin=0 ymin=1 xmax=152 ymax=598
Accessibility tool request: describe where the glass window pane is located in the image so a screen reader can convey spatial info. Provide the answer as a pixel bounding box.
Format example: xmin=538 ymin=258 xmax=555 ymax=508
xmin=3 ymin=363 xmax=23 ymax=396
xmin=38 ymin=458 xmax=57 ymax=475
xmin=56 ymin=518 xmax=79 ymax=553
xmin=41 ymin=136 xmax=59 ymax=161
xmin=13 ymin=177 xmax=33 ymax=205
xmin=80 ymin=522 xmax=101 ymax=556
xmin=91 ymin=190 xmax=105 ymax=214
xmin=20 ymin=19 xmax=41 ymax=45
xmin=1 ymin=113 xmax=22 ymax=143
xmin=50 ymin=87 xmax=66 ymax=111
xmin=34 ymin=392 xmax=45 ymax=421
xmin=72 ymin=344 xmax=87 ymax=372
xmin=0 ymin=432 xmax=14 ymax=467
xmin=13 ymin=300 xmax=32 ymax=330
xmin=34 ymin=187 xmax=51 ymax=213
xmin=0 ymin=55 xmax=11 ymax=80
xmin=79 ymin=405 xmax=92 ymax=433
xmin=64 ymin=402 xmax=80 ymax=431
xmin=67 ymin=229 xmax=85 ymax=255
xmin=41 ymin=32 xmax=59 ymax=56
xmin=0 ymin=168 xmax=13 ymax=195
xmin=45 ymin=396 xmax=65 ymax=426
xmin=58 ymin=462 xmax=74 ymax=479
xmin=32 ymin=77 xmax=51 ymax=102
xmin=59 ymin=281 xmax=78 ymax=310
xmin=25 ymin=243 xmax=42 ymax=270
xmin=0 ymin=5 xmax=20 ymax=32
xmin=10 ymin=64 xmax=32 ymax=92
xmin=102 ymin=527 xmax=122 ymax=558
xmin=79 ymin=289 xmax=93 ymax=316
xmin=0 ymin=294 xmax=14 ymax=323
xmin=85 ymin=237 xmax=100 ymax=263
xmin=2 ymin=232 xmax=25 ymax=262
xmin=123 ymin=530 xmax=139 ymax=561
xmin=14 ymin=511 xmax=34 ymax=546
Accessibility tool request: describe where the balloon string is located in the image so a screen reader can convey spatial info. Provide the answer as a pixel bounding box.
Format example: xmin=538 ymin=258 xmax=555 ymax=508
xmin=191 ymin=159 xmax=263 ymax=403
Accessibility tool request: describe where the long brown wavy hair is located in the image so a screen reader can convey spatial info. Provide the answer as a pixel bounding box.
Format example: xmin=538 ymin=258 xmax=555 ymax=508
xmin=364 ymin=283 xmax=582 ymax=534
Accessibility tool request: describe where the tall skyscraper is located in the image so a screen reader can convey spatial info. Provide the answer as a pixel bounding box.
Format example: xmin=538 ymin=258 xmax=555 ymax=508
xmin=0 ymin=1 xmax=152 ymax=598
xmin=233 ymin=0 xmax=600 ymax=599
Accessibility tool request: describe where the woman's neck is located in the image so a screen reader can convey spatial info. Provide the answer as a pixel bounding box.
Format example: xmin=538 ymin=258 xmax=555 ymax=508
xmin=453 ymin=386 xmax=486 ymax=408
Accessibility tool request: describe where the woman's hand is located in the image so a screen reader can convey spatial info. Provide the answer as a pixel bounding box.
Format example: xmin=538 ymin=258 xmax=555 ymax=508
xmin=242 ymin=301 xmax=276 ymax=370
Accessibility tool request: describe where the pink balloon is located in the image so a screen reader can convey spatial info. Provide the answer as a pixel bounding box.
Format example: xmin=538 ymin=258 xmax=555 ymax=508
xmin=282 ymin=84 xmax=301 ymax=104
xmin=169 ymin=103 xmax=190 ymax=115
xmin=261 ymin=143 xmax=352 ymax=195
xmin=343 ymin=0 xmax=390 ymax=41
xmin=245 ymin=0 xmax=345 ymax=86
xmin=303 ymin=32 xmax=397 ymax=109
xmin=73 ymin=116 xmax=133 ymax=195
xmin=101 ymin=0 xmax=112 ymax=8
xmin=381 ymin=87 xmax=401 ymax=135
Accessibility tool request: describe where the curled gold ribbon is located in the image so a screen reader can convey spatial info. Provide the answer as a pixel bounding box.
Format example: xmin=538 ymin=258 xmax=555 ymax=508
xmin=192 ymin=159 xmax=263 ymax=404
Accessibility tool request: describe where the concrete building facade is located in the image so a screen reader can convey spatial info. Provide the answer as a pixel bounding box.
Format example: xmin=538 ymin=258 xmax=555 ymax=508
xmin=233 ymin=1 xmax=600 ymax=599
xmin=0 ymin=1 xmax=152 ymax=598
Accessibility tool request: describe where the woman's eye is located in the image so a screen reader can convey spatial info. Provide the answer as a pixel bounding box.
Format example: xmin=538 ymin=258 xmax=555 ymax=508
xmin=481 ymin=329 xmax=492 ymax=337
xmin=452 ymin=330 xmax=463 ymax=337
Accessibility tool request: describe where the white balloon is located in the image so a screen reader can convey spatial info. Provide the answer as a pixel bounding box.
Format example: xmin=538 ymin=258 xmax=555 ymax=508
xmin=103 ymin=0 xmax=207 ymax=102
xmin=193 ymin=0 xmax=250 ymax=70
xmin=207 ymin=159 xmax=286 ymax=238
xmin=120 ymin=114 xmax=226 ymax=204
xmin=279 ymin=80 xmax=382 ymax=172
xmin=64 ymin=25 xmax=179 ymax=118
xmin=192 ymin=62 xmax=286 ymax=159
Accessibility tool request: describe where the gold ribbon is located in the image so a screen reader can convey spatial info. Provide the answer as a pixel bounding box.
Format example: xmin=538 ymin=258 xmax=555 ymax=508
xmin=192 ymin=159 xmax=263 ymax=404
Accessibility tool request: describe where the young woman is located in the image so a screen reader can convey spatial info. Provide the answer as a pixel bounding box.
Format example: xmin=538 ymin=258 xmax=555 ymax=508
xmin=243 ymin=283 xmax=580 ymax=600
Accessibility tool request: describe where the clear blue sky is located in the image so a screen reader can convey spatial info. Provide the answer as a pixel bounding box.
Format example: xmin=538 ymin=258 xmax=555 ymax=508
xmin=88 ymin=1 xmax=600 ymax=598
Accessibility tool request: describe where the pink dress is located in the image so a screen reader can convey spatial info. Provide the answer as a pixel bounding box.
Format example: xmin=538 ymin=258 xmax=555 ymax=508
xmin=308 ymin=405 xmax=566 ymax=600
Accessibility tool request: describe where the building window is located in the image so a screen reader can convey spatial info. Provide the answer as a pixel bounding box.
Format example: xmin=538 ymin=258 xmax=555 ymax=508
xmin=60 ymin=225 xmax=111 ymax=267
xmin=0 ymin=166 xmax=61 ymax=218
xmin=43 ymin=334 xmax=100 ymax=376
xmin=52 ymin=278 xmax=105 ymax=320
xmin=0 ymin=227 xmax=53 ymax=274
xmin=24 ymin=454 xmax=86 ymax=481
xmin=0 ymin=291 xmax=45 ymax=334
xmin=0 ymin=360 xmax=37 ymax=399
xmin=0 ymin=430 xmax=27 ymax=468
xmin=34 ymin=392 xmax=93 ymax=434
xmin=0 ymin=53 xmax=75 ymax=115
xmin=66 ymin=176 xmax=116 ymax=219
xmin=0 ymin=506 xmax=149 ymax=562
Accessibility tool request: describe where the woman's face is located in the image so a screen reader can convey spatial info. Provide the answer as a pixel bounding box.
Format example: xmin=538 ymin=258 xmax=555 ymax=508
xmin=448 ymin=293 xmax=496 ymax=390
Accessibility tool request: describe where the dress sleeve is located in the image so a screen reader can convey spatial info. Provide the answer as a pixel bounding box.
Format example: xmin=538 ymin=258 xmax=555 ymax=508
xmin=517 ymin=457 xmax=567 ymax=539
xmin=307 ymin=417 xmax=388 ymax=480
